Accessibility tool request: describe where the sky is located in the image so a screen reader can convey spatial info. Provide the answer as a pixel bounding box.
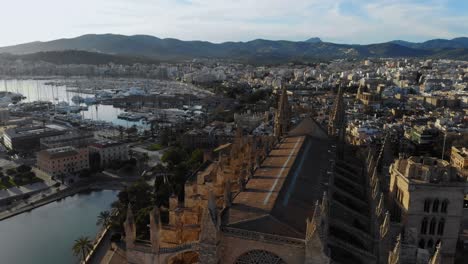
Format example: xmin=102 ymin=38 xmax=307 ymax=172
xmin=0 ymin=0 xmax=466 ymax=47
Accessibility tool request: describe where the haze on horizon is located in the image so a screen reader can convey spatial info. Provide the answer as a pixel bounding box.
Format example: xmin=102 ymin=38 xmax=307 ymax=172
xmin=0 ymin=0 xmax=467 ymax=47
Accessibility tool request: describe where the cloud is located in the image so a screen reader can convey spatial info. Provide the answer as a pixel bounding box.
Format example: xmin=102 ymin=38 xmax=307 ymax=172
xmin=0 ymin=0 xmax=465 ymax=46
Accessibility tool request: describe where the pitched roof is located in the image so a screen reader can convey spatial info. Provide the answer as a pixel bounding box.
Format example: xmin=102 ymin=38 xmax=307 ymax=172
xmin=226 ymin=135 xmax=330 ymax=239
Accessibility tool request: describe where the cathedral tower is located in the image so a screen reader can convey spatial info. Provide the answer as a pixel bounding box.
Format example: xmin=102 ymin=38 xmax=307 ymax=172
xmin=274 ymin=85 xmax=291 ymax=138
xmin=328 ymin=85 xmax=345 ymax=141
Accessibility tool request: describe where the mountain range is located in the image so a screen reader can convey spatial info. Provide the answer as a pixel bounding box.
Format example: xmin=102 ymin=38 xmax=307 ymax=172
xmin=1 ymin=34 xmax=467 ymax=64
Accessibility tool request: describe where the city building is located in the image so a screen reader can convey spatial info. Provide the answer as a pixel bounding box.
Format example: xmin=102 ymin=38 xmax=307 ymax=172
xmin=356 ymin=92 xmax=382 ymax=109
xmin=40 ymin=131 xmax=95 ymax=149
xmin=450 ymin=146 xmax=468 ymax=178
xmin=405 ymin=126 xmax=440 ymax=145
xmin=37 ymin=146 xmax=89 ymax=177
xmin=389 ymin=156 xmax=465 ymax=264
xmin=3 ymin=125 xmax=67 ymax=151
xmin=181 ymin=122 xmax=235 ymax=149
xmin=89 ymin=140 xmax=129 ymax=168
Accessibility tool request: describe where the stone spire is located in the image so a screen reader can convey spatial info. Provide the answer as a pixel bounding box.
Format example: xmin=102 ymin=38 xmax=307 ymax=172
xmin=376 ymin=192 xmax=384 ymax=217
xmin=274 ymin=85 xmax=290 ymax=138
xmin=199 ymin=198 xmax=220 ymax=264
xmin=149 ymin=206 xmax=161 ymax=252
xmin=124 ymin=203 xmax=136 ymax=248
xmin=200 ymin=206 xmax=219 ymax=243
xmin=306 ymin=201 xmax=320 ymax=241
xmin=380 ymin=211 xmax=390 ymax=239
xmin=387 ymin=234 xmax=401 ymax=264
xmin=428 ymin=242 xmax=442 ymax=264
xmin=328 ymin=85 xmax=345 ymax=141
xmin=305 ymin=201 xmax=330 ymax=264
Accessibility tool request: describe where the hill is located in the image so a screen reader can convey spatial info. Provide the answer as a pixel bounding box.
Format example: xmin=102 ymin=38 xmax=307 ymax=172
xmin=0 ymin=50 xmax=159 ymax=65
xmin=390 ymin=37 xmax=468 ymax=49
xmin=1 ymin=34 xmax=467 ymax=63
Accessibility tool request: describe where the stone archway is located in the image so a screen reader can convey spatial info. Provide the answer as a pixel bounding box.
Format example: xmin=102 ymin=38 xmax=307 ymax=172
xmin=235 ymin=250 xmax=286 ymax=264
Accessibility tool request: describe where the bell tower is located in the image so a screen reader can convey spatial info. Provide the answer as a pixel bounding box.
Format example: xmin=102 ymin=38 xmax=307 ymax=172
xmin=274 ymin=85 xmax=291 ymax=138
xmin=328 ymin=85 xmax=345 ymax=141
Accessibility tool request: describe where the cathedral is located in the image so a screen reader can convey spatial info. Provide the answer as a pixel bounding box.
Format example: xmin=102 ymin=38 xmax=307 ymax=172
xmin=122 ymin=87 xmax=444 ymax=264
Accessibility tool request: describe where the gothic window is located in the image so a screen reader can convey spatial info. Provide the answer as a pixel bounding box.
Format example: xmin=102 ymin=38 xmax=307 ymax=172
xmin=424 ymin=199 xmax=431 ymax=212
xmin=235 ymin=250 xmax=286 ymax=264
xmin=432 ymin=199 xmax=439 ymax=212
xmin=437 ymin=218 xmax=445 ymax=235
xmin=429 ymin=217 xmax=437 ymax=235
xmin=441 ymin=200 xmax=449 ymax=213
xmin=420 ymin=217 xmax=428 ymax=234
xmin=418 ymin=239 xmax=425 ymax=249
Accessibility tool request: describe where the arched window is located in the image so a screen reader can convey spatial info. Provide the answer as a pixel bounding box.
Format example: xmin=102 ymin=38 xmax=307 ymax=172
xmin=418 ymin=239 xmax=425 ymax=249
xmin=424 ymin=199 xmax=431 ymax=212
xmin=432 ymin=199 xmax=439 ymax=212
xmin=420 ymin=217 xmax=428 ymax=234
xmin=427 ymin=239 xmax=434 ymax=250
xmin=441 ymin=200 xmax=449 ymax=213
xmin=429 ymin=217 xmax=437 ymax=235
xmin=437 ymin=218 xmax=445 ymax=235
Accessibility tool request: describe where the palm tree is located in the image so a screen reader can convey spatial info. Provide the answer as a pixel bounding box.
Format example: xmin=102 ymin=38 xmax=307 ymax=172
xmin=96 ymin=211 xmax=111 ymax=228
xmin=72 ymin=236 xmax=93 ymax=261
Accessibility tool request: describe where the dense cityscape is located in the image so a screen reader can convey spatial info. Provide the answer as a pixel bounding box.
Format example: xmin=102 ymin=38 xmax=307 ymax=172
xmin=0 ymin=1 xmax=467 ymax=264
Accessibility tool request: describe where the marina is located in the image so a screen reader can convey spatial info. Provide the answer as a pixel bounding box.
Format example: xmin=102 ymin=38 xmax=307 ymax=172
xmin=0 ymin=79 xmax=149 ymax=128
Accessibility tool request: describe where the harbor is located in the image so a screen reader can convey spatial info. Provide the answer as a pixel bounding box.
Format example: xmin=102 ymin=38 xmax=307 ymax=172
xmin=0 ymin=79 xmax=149 ymax=129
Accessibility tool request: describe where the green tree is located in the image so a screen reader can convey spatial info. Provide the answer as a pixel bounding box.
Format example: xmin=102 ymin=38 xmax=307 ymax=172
xmin=161 ymin=147 xmax=188 ymax=166
xmin=96 ymin=211 xmax=112 ymax=228
xmin=127 ymin=181 xmax=153 ymax=209
xmin=111 ymin=181 xmax=155 ymax=236
xmin=72 ymin=236 xmax=93 ymax=261
xmin=154 ymin=175 xmax=173 ymax=208
xmin=188 ymin=149 xmax=203 ymax=170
